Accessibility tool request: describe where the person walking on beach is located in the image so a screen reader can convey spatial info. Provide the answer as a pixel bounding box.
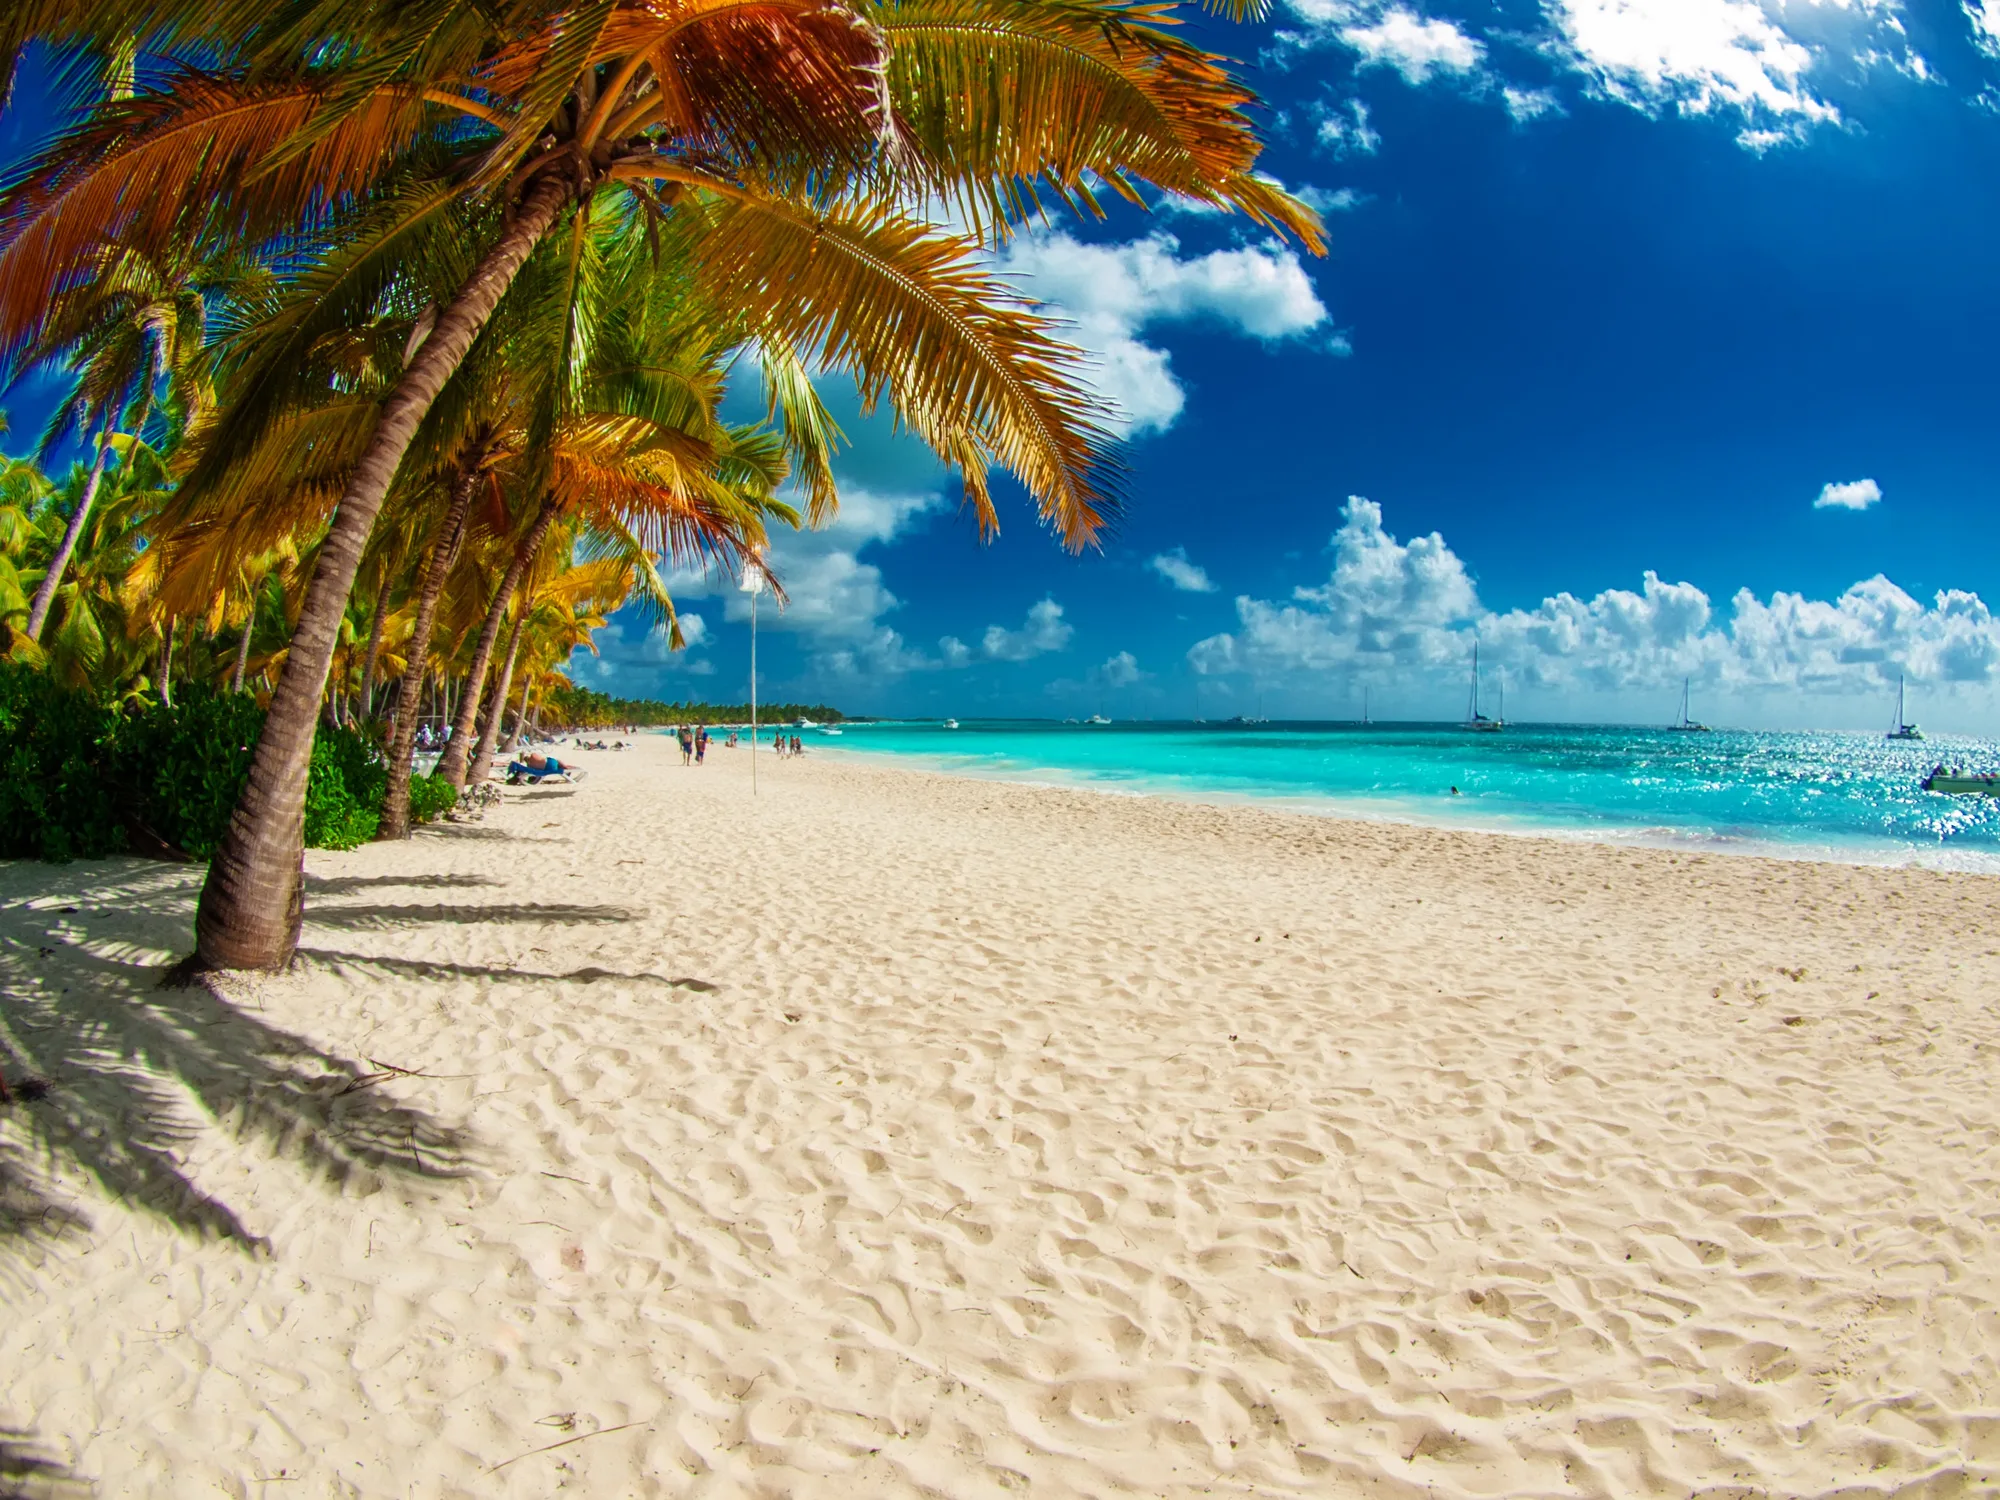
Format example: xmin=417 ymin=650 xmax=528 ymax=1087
xmin=694 ymin=726 xmax=708 ymax=765
xmin=678 ymin=725 xmax=694 ymax=766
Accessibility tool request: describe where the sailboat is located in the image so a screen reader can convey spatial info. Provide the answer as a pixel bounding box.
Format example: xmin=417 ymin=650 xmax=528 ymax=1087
xmin=1887 ymin=676 xmax=1923 ymax=741
xmin=1466 ymin=644 xmax=1503 ymax=732
xmin=1361 ymin=687 xmax=1370 ymax=726
xmin=1669 ymin=677 xmax=1710 ymax=733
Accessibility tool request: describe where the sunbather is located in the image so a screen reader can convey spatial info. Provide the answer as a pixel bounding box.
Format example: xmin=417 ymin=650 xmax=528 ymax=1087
xmin=506 ymin=751 xmax=568 ymax=783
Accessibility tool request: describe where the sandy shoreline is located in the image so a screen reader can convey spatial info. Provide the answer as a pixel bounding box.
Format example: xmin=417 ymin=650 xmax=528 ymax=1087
xmin=4 ymin=736 xmax=1998 ymax=1497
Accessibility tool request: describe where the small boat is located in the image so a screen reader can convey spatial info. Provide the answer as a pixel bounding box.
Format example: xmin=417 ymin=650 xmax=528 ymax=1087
xmin=1669 ymin=677 xmax=1710 ymax=733
xmin=1086 ymin=714 xmax=1112 ymax=725
xmin=820 ymin=726 xmax=842 ymax=736
xmin=1887 ymin=676 xmax=1923 ymax=741
xmin=942 ymin=718 xmax=960 ymax=729
xmin=1361 ymin=688 xmax=1370 ymax=726
xmin=798 ymin=716 xmax=819 ymax=729
xmin=1923 ymin=765 xmax=1999 ymax=795
xmin=1466 ymin=644 xmax=1503 ymax=733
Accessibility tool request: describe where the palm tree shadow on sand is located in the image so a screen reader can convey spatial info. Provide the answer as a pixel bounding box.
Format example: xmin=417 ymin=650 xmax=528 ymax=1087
xmin=0 ymin=859 xmax=474 ymax=1271
xmin=0 ymin=1424 xmax=89 ymax=1499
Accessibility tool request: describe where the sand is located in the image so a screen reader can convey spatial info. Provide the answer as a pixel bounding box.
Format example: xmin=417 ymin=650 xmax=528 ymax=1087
xmin=3 ymin=736 xmax=1998 ymax=1499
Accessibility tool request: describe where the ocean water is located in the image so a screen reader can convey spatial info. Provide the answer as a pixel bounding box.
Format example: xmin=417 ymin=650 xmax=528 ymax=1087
xmin=818 ymin=719 xmax=2000 ymax=871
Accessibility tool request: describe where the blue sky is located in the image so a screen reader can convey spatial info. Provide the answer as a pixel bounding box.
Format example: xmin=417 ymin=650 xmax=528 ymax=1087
xmin=10 ymin=2 xmax=2000 ymax=728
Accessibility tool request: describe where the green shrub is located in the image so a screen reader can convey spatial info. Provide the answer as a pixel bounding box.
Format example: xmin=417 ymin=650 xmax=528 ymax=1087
xmin=304 ymin=723 xmax=386 ymax=850
xmin=105 ymin=684 xmax=265 ymax=858
xmin=0 ymin=660 xmax=123 ymax=861
xmin=406 ymin=772 xmax=458 ymax=825
xmin=1 ymin=664 xmax=410 ymax=862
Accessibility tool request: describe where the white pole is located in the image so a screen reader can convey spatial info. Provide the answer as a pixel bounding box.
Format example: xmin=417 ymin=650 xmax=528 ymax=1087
xmin=741 ymin=557 xmax=766 ymax=797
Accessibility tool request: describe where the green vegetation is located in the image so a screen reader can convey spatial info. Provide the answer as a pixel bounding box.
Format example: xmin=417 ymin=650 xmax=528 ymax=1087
xmin=0 ymin=3 xmax=1313 ymax=966
xmin=0 ymin=662 xmax=443 ymax=862
xmin=539 ymin=681 xmax=846 ymax=729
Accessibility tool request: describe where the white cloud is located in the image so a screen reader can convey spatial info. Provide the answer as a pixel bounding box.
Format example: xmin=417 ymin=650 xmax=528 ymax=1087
xmin=577 ymin=618 xmax=716 ymax=679
xmin=1279 ymin=0 xmax=1926 ymax=151
xmin=1971 ymin=0 xmax=2000 ymax=55
xmin=1815 ymin=477 xmax=1882 ymax=510
xmin=982 ymin=598 xmax=1074 ymax=662
xmin=664 ymin=484 xmax=950 ymax=678
xmin=1098 ymin=651 xmax=1143 ymax=688
xmin=994 ymin=231 xmax=1330 ymax=434
xmin=939 ymin=636 xmax=972 ymax=668
xmin=1295 ymin=184 xmax=1368 ymax=214
xmin=1149 ymin=548 xmax=1218 ymax=593
xmin=1546 ymin=0 xmax=1915 ymax=146
xmin=1342 ymin=6 xmax=1485 ymax=82
xmin=1311 ymin=98 xmax=1383 ymax=156
xmin=1503 ymin=86 xmax=1564 ymax=121
xmin=1189 ymin=495 xmax=2000 ymax=695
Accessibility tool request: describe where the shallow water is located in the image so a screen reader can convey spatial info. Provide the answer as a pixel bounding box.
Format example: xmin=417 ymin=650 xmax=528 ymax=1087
xmin=815 ymin=719 xmax=2000 ymax=871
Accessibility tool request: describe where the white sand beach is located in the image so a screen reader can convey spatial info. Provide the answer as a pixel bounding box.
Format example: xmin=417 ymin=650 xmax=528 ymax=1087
xmin=3 ymin=735 xmax=1998 ymax=1498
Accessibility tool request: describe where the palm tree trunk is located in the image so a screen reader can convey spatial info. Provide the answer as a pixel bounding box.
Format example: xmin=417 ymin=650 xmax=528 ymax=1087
xmin=356 ymin=580 xmax=390 ymax=721
xmin=158 ymin=618 xmax=176 ymax=707
xmin=23 ymin=433 xmax=110 ymax=641
xmin=230 ymin=606 xmax=254 ymax=693
xmin=439 ymin=499 xmax=558 ymax=788
xmin=468 ymin=607 xmax=528 ymax=788
xmin=377 ymin=459 xmax=481 ymax=841
xmin=502 ymin=681 xmax=535 ymax=754
xmin=193 ymin=173 xmax=576 ymax=972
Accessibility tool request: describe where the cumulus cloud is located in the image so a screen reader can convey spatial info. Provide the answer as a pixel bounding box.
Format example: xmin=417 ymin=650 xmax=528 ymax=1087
xmin=1098 ymin=650 xmax=1143 ymax=688
xmin=1341 ymin=6 xmax=1485 ymax=82
xmin=1546 ymin=0 xmax=1917 ymax=147
xmin=1278 ymin=0 xmax=1924 ymax=152
xmin=1972 ymin=1 xmax=2000 ymax=55
xmin=1190 ymin=495 xmax=2000 ymax=695
xmin=1815 ymin=477 xmax=1883 ymax=510
xmin=579 ymin=618 xmax=716 ymax=680
xmin=1309 ymin=98 xmax=1384 ymax=156
xmin=995 ymin=230 xmax=1330 ymax=434
xmin=663 ymin=484 xmax=951 ymax=678
xmin=1504 ymin=86 xmax=1564 ymax=122
xmin=1149 ymin=548 xmax=1218 ymax=593
xmin=983 ymin=599 xmax=1074 ymax=662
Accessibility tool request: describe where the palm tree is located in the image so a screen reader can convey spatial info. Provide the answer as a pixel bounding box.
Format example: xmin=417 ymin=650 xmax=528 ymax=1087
xmin=17 ymin=235 xmax=249 ymax=641
xmin=2 ymin=1 xmax=1320 ymax=969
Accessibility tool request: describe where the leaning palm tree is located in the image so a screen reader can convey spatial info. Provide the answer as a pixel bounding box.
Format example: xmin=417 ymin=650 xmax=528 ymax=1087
xmin=2 ymin=1 xmax=1319 ymax=970
xmin=15 ymin=233 xmax=251 ymax=641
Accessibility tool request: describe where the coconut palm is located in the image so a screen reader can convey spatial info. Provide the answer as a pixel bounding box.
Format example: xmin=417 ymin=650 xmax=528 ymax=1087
xmin=1 ymin=1 xmax=1319 ymax=969
xmin=16 ymin=234 xmax=254 ymax=642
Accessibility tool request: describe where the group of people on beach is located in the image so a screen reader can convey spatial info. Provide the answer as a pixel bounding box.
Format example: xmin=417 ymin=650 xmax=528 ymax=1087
xmin=672 ymin=724 xmax=806 ymax=763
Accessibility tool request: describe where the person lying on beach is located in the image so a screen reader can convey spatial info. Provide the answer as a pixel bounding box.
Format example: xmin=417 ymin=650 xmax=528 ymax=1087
xmin=505 ymin=752 xmax=567 ymax=783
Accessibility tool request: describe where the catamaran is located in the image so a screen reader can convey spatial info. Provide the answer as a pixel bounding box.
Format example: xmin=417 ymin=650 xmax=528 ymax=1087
xmin=1466 ymin=644 xmax=1503 ymax=732
xmin=1669 ymin=677 xmax=1710 ymax=733
xmin=1887 ymin=676 xmax=1923 ymax=741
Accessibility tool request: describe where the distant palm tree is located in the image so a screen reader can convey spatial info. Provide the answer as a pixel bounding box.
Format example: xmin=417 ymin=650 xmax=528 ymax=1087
xmin=18 ymin=236 xmax=254 ymax=643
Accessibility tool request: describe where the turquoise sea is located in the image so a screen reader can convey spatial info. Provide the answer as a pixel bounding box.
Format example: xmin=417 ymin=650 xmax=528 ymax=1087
xmin=819 ymin=720 xmax=2000 ymax=872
